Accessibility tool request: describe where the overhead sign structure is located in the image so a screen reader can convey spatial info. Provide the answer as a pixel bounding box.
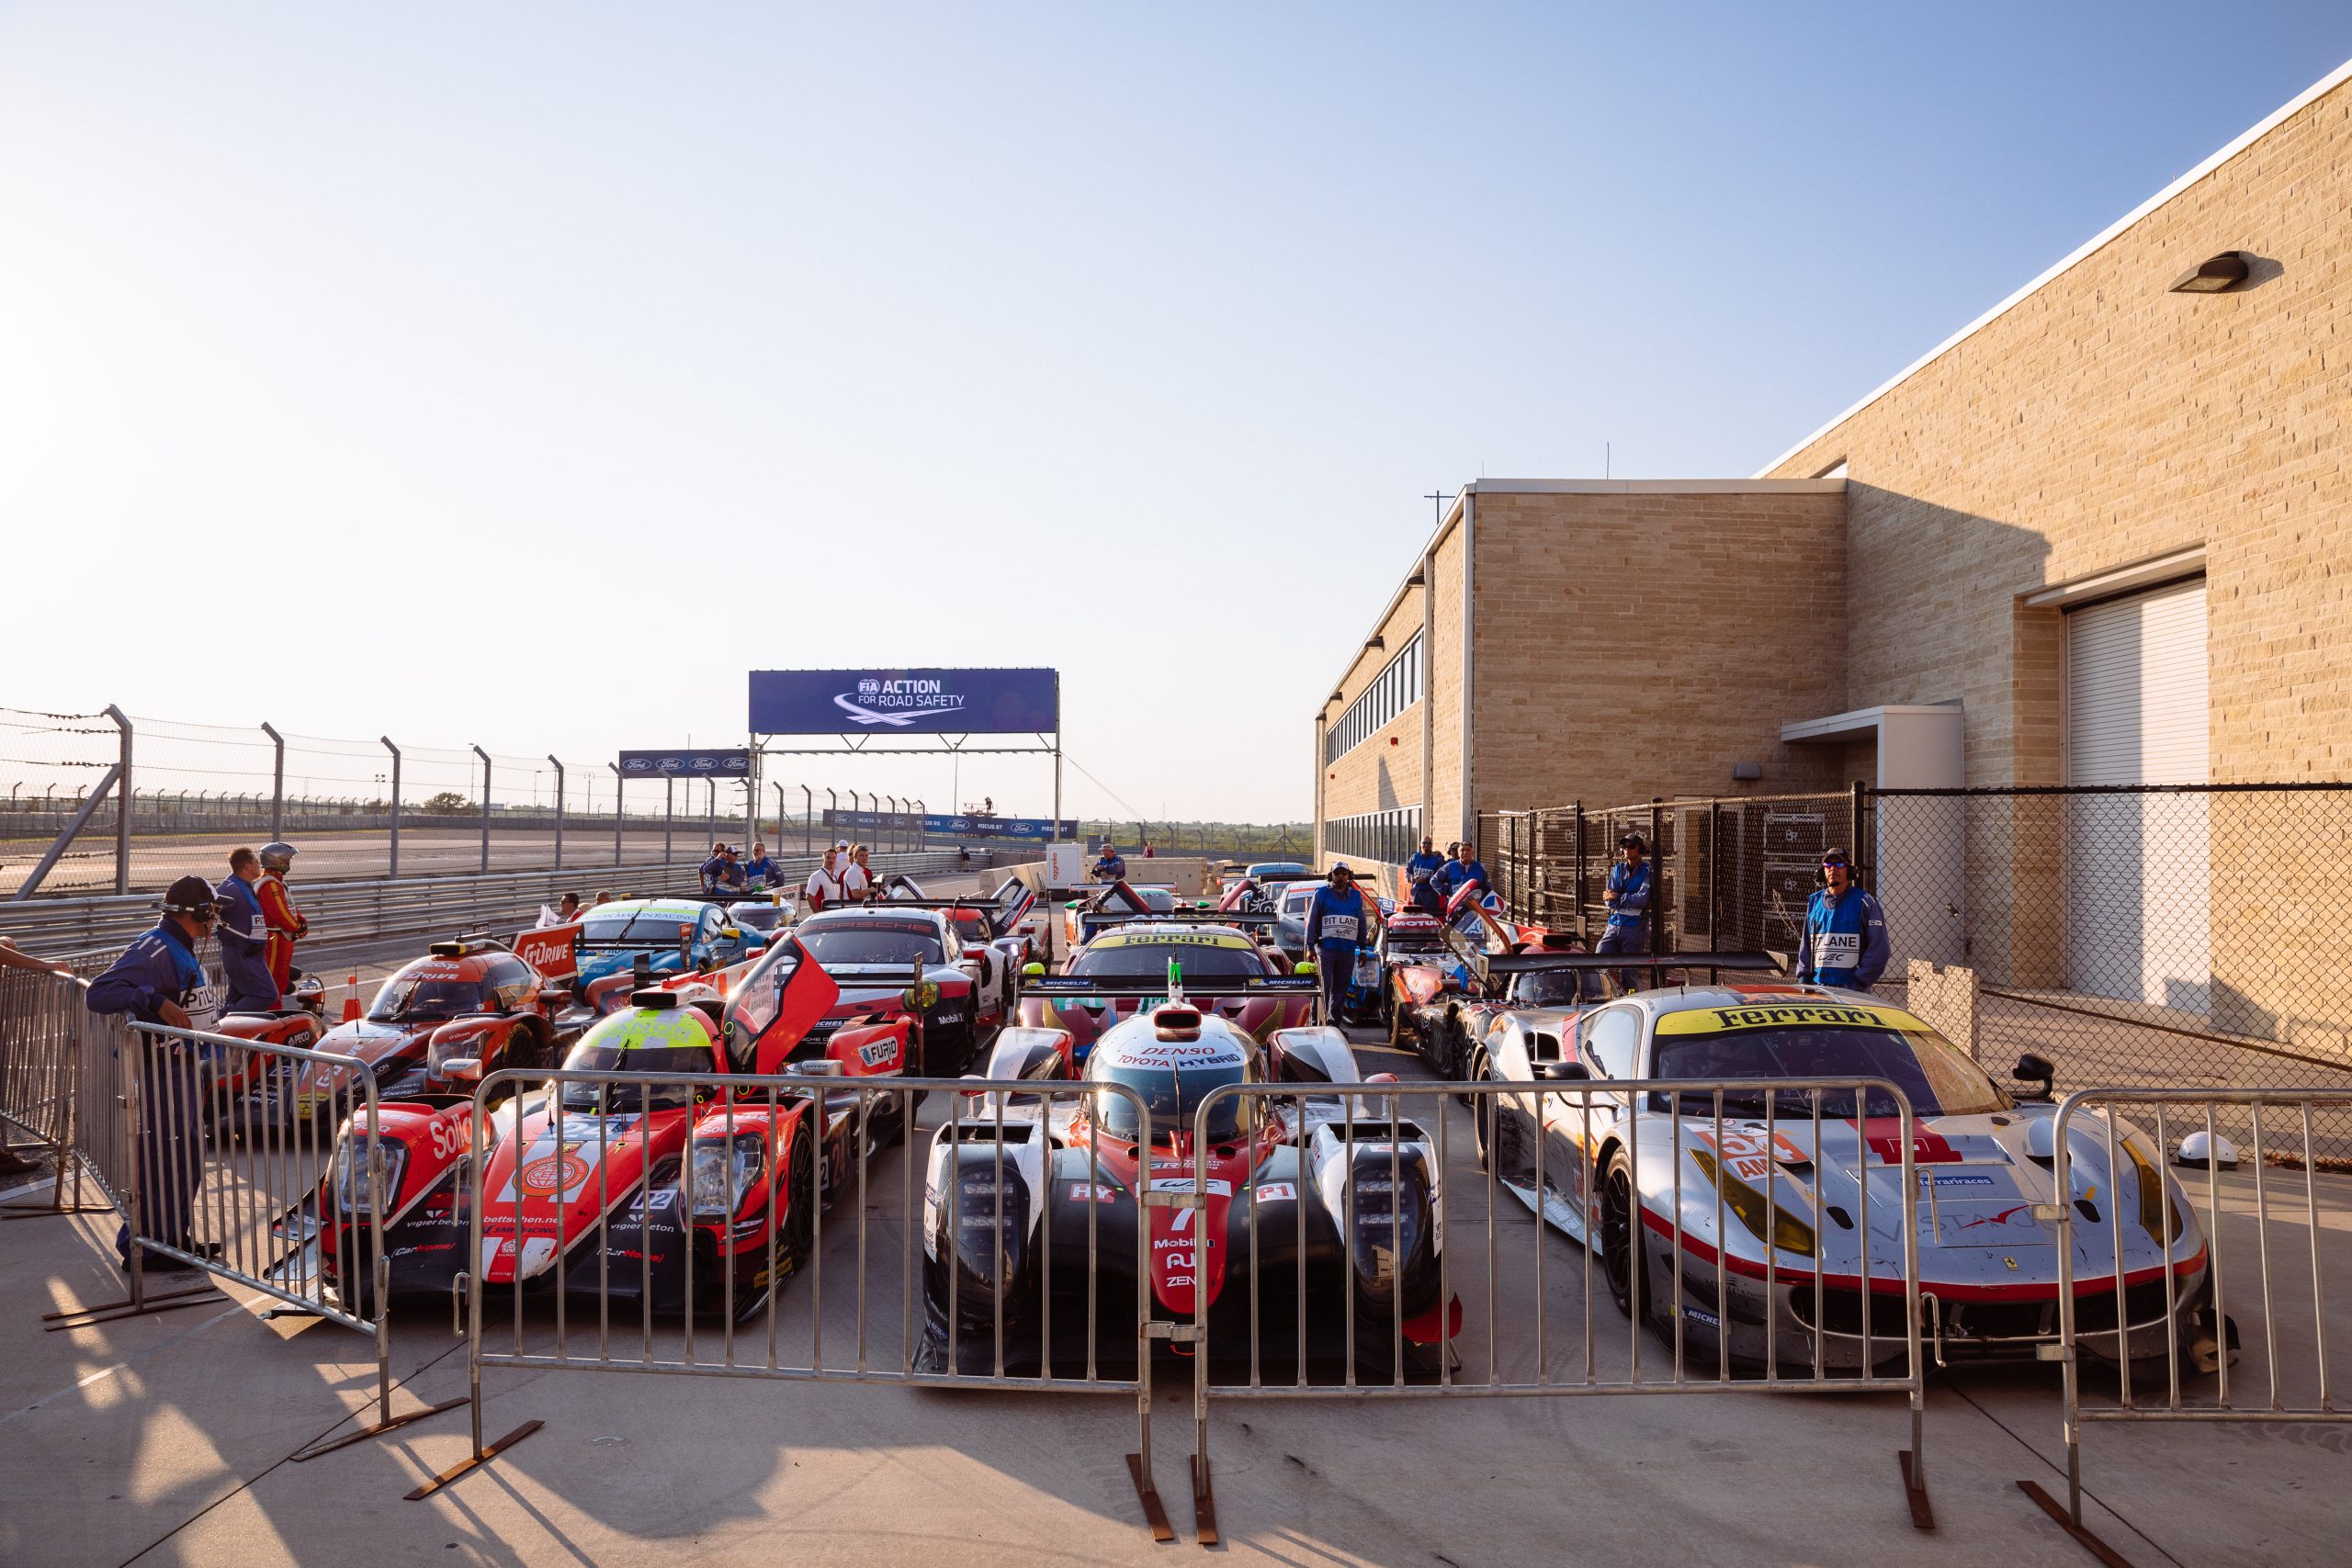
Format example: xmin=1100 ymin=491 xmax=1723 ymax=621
xmin=748 ymin=669 xmax=1057 ymax=736
xmin=617 ymin=749 xmax=752 ymax=778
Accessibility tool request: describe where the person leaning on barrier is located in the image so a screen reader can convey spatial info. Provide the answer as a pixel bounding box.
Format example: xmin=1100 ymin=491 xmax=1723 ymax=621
xmin=213 ymin=847 xmax=279 ymax=1013
xmin=85 ymin=876 xmax=229 ymax=1273
xmin=0 ymin=937 xmax=78 ymax=1177
xmin=1794 ymin=848 xmax=1890 ymax=993
xmin=1091 ymin=841 xmax=1126 ymax=884
xmin=254 ymin=841 xmax=308 ymax=996
xmin=1594 ymin=832 xmax=1652 ymax=995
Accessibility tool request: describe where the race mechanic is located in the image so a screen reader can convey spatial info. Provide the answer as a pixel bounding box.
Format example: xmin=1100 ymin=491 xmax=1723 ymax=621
xmin=255 ymin=841 xmax=308 ymax=995
xmin=1794 ymin=847 xmax=1890 ymax=991
xmin=700 ymin=842 xmax=746 ymax=894
xmin=85 ymin=875 xmax=228 ymax=1273
xmin=1091 ymin=842 xmax=1127 ymax=883
xmin=1431 ymin=840 xmax=1488 ymax=903
xmin=1595 ymin=831 xmax=1650 ymax=994
xmin=1404 ymin=836 xmax=1446 ymax=886
xmin=213 ymin=846 xmax=279 ymax=1012
xmin=1304 ymin=863 xmax=1383 ymax=1025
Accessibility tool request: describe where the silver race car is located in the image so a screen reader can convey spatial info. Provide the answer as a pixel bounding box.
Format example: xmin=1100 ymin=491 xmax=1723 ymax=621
xmin=1474 ymin=955 xmax=2219 ymax=1371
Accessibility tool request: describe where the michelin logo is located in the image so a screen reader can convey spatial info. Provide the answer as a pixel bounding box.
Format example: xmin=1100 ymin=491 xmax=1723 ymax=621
xmin=834 ymin=676 xmax=970 ymax=728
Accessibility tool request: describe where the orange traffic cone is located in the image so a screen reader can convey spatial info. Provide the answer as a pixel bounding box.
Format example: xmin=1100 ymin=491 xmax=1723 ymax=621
xmin=341 ymin=972 xmax=361 ymax=1022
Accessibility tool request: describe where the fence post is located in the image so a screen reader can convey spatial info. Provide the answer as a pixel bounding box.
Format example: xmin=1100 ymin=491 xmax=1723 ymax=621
xmin=1572 ymin=801 xmax=1586 ymax=944
xmin=105 ymin=705 xmax=132 ymax=895
xmin=1707 ymin=802 xmax=1722 ymax=947
xmin=548 ymin=755 xmax=565 ymax=873
xmin=471 ymin=746 xmax=492 ymax=874
xmin=915 ymin=798 xmax=926 ymax=852
xmin=664 ymin=778 xmax=675 ymax=867
xmin=1648 ymin=798 xmax=1666 ymax=957
xmin=610 ymin=765 xmax=623 ymax=867
xmin=802 ymin=786 xmax=813 ymax=852
xmin=261 ymin=722 xmax=286 ymax=841
xmin=381 ymin=738 xmax=401 ymax=878
xmin=1850 ymin=779 xmax=1871 ymax=892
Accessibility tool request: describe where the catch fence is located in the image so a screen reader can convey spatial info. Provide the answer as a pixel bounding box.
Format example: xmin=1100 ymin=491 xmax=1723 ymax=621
xmin=0 ymin=704 xmax=969 ymax=900
xmin=1477 ymin=785 xmax=2352 ymax=1113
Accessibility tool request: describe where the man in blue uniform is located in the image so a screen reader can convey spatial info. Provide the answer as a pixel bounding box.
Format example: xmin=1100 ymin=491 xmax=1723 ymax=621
xmin=1305 ymin=863 xmax=1383 ymax=1026
xmin=1091 ymin=842 xmax=1127 ymax=884
xmin=740 ymin=841 xmax=781 ymax=889
xmin=1795 ymin=849 xmax=1890 ymax=992
xmin=86 ymin=875 xmax=227 ymax=1272
xmin=213 ymin=847 xmax=278 ymax=1013
xmin=1431 ymin=841 xmax=1489 ymax=903
xmin=1595 ymin=832 xmax=1651 ymax=995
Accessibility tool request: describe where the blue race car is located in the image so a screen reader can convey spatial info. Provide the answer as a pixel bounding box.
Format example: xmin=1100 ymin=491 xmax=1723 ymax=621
xmin=572 ymin=897 xmax=768 ymax=998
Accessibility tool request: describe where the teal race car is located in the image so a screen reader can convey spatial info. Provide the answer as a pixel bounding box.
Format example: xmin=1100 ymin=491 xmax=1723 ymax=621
xmin=573 ymin=897 xmax=769 ymax=1005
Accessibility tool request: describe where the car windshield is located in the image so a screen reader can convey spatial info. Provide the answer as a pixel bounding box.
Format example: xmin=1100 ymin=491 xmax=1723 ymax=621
xmin=1093 ymin=1060 xmax=1249 ymax=1142
xmin=797 ymin=922 xmax=944 ymax=966
xmin=555 ymin=1036 xmax=718 ymax=1111
xmin=1250 ymin=863 xmax=1308 ymax=878
xmin=951 ymin=915 xmax=990 ymax=942
xmin=1512 ymin=969 xmax=1592 ymax=1008
xmin=580 ymin=908 xmax=701 ymax=945
xmin=729 ymin=905 xmax=784 ymax=932
xmin=368 ymin=976 xmax=487 ymax=1022
xmin=1649 ymin=1025 xmax=2008 ymax=1118
xmin=1072 ymin=942 xmax=1267 ymax=980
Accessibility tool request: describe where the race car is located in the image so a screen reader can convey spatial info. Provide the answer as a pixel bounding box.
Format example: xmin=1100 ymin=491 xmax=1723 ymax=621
xmin=725 ymin=890 xmax=796 ymax=940
xmin=573 ymin=897 xmax=769 ymax=1002
xmin=1061 ymin=880 xmax=1181 ymax=950
xmin=288 ymin=935 xmax=912 ymax=1320
xmin=875 ymin=874 xmax=1043 ymax=973
xmin=787 ymin=905 xmax=1007 ymax=1076
xmin=918 ymin=987 xmax=1461 ymax=1377
xmin=273 ymin=937 xmax=577 ymax=1120
xmin=1017 ymin=919 xmax=1312 ymax=1061
xmin=204 ymin=974 xmax=333 ymax=1135
xmin=1472 ymin=954 xmax=2223 ymax=1371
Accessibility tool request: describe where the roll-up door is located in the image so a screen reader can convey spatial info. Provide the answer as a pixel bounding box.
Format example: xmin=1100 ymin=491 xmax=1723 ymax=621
xmin=2064 ymin=578 xmax=2209 ymax=1010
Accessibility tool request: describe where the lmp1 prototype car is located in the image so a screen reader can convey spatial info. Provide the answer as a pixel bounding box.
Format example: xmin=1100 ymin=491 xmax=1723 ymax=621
xmin=291 ymin=937 xmax=914 ymax=1319
xmin=573 ymin=897 xmax=769 ymax=1003
xmin=919 ymin=993 xmax=1460 ymax=1376
xmin=1017 ymin=919 xmax=1313 ymax=1061
xmin=1472 ymin=956 xmax=2222 ymax=1371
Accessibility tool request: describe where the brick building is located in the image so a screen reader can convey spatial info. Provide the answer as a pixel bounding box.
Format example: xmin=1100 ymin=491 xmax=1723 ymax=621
xmin=1313 ymin=59 xmax=2351 ymax=1050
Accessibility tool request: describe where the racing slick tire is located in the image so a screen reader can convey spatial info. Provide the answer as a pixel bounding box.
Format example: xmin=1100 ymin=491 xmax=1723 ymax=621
xmin=1600 ymin=1148 xmax=1654 ymax=1327
xmin=741 ymin=1126 xmax=820 ymax=1325
xmin=1386 ymin=1000 xmax=1415 ymax=1055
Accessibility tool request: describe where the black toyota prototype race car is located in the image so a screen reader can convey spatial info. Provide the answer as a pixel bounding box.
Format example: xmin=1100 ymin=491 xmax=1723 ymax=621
xmin=919 ymin=974 xmax=1461 ymax=1380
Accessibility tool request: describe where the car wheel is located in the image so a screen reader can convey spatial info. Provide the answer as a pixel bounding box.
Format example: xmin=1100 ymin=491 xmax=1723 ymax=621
xmin=1600 ymin=1149 xmax=1652 ymax=1324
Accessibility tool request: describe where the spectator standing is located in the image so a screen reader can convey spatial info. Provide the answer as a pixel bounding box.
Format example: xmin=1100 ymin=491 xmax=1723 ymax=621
xmin=86 ymin=876 xmax=227 ymax=1272
xmin=254 ymin=842 xmax=307 ymax=996
xmin=1304 ymin=864 xmax=1382 ymax=1026
xmin=213 ymin=848 xmax=278 ymax=1013
xmin=538 ymin=892 xmax=582 ymax=929
xmin=842 ymin=846 xmax=874 ymax=903
xmin=1092 ymin=842 xmax=1127 ymax=884
xmin=1595 ymin=832 xmax=1652 ymax=994
xmin=1142 ymin=840 xmax=1155 ymax=860
xmin=804 ymin=850 xmax=845 ymax=912
xmin=1404 ymin=836 xmax=1446 ymax=885
xmin=741 ymin=842 xmax=780 ymax=888
xmin=1795 ymin=849 xmax=1891 ymax=992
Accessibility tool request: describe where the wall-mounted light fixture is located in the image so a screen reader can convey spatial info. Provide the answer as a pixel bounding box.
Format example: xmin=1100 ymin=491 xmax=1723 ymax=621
xmin=1730 ymin=761 xmax=1763 ymax=782
xmin=2169 ymin=252 xmax=2252 ymax=294
xmin=1365 ymin=635 xmax=1385 ymax=650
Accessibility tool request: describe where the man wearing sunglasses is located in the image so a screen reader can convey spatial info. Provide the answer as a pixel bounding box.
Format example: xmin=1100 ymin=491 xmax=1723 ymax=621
xmin=86 ymin=874 xmax=229 ymax=1272
xmin=1794 ymin=849 xmax=1890 ymax=993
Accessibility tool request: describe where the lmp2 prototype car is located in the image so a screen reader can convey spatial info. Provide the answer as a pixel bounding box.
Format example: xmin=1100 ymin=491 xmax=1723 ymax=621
xmin=573 ymin=897 xmax=769 ymax=1004
xmin=1017 ymin=919 xmax=1313 ymax=1061
xmin=292 ymin=936 xmax=916 ymax=1320
xmin=919 ymin=990 xmax=1460 ymax=1377
xmin=1470 ymin=954 xmax=2222 ymax=1371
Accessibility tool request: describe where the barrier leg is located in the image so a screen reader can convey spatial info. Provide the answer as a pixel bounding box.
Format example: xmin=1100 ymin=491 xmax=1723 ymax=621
xmin=2 ymin=1097 xmax=113 ymax=1220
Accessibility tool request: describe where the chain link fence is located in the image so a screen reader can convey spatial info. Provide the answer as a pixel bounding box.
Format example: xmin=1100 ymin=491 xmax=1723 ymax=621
xmin=1476 ymin=784 xmax=2352 ymax=1110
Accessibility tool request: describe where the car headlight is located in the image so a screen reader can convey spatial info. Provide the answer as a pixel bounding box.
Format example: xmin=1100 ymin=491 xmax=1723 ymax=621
xmin=688 ymin=1133 xmax=766 ymax=1220
xmin=1690 ymin=1146 xmax=1815 ymax=1258
xmin=332 ymin=1134 xmax=407 ymax=1214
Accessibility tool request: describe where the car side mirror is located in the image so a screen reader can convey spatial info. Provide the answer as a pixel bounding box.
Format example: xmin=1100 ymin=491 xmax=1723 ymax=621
xmin=1532 ymin=1060 xmax=1590 ymax=1081
xmin=2011 ymin=1052 xmax=2056 ymax=1102
xmin=719 ymin=927 xmax=741 ymax=941
xmin=440 ymin=1056 xmax=482 ymax=1085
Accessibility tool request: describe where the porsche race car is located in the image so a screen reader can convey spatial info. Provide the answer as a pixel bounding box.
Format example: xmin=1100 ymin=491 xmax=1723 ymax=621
xmin=788 ymin=905 xmax=1009 ymax=1076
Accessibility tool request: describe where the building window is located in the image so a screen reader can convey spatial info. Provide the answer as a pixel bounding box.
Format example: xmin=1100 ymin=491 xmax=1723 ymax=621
xmin=1324 ymin=632 xmax=1423 ymax=765
xmin=1321 ymin=806 xmax=1421 ymax=869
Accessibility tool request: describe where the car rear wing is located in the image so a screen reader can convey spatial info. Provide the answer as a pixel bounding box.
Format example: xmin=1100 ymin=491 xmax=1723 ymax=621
xmin=871 ymin=874 xmax=1038 ymax=937
xmin=1476 ymin=949 xmax=1785 ymax=982
xmin=1081 ymin=910 xmax=1280 ymax=931
xmin=1023 ymin=974 xmax=1318 ymax=1000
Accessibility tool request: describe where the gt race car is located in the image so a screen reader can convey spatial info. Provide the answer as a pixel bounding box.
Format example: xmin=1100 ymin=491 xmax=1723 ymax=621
xmin=919 ymin=989 xmax=1460 ymax=1378
xmin=573 ymin=897 xmax=769 ymax=1004
xmin=1470 ymin=954 xmax=2222 ymax=1371
xmin=1062 ymin=880 xmax=1180 ymax=949
xmin=1018 ymin=919 xmax=1309 ymax=1060
xmin=288 ymin=936 xmax=916 ymax=1320
xmin=788 ymin=906 xmax=1007 ymax=1075
xmin=875 ymin=874 xmax=1043 ymax=975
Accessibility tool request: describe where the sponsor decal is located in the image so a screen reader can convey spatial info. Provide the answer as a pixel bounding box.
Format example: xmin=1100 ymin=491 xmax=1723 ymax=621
xmin=427 ymin=1110 xmax=474 ymax=1162
xmin=1247 ymin=1182 xmax=1296 ymax=1202
xmin=1148 ymin=1177 xmax=1232 ymax=1197
xmin=1065 ymin=1182 xmax=1122 ymax=1203
xmin=514 ymin=923 xmax=579 ymax=979
xmin=1930 ymin=1171 xmax=1996 ymax=1188
xmin=1853 ymin=1119 xmax=1962 ymax=1166
xmin=519 ymin=1152 xmax=593 ymax=1195
xmin=1682 ymin=1304 xmax=1722 ymax=1328
xmin=857 ymin=1037 xmax=899 ymax=1068
xmin=1692 ymin=1127 xmax=1810 ymax=1185
xmin=1659 ymin=1003 xmax=1932 ymax=1035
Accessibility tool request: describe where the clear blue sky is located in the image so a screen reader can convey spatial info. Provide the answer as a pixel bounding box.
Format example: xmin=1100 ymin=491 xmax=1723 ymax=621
xmin=6 ymin=4 xmax=2347 ymax=823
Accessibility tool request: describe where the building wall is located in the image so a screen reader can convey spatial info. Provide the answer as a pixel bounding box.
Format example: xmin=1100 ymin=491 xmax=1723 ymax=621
xmin=1319 ymin=562 xmax=1438 ymax=836
xmin=1465 ymin=485 xmax=1852 ymax=813
xmin=1765 ymin=74 xmax=2352 ymax=1039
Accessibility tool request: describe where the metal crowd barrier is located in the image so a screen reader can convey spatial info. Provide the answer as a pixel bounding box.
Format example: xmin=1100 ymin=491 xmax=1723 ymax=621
xmin=2028 ymin=1087 xmax=2352 ymax=1557
xmin=38 ymin=1010 xmax=466 ymax=1458
xmin=419 ymin=1067 xmax=1178 ymax=1536
xmin=1182 ymin=1077 xmax=1934 ymax=1543
xmin=0 ymin=968 xmax=108 ymax=1219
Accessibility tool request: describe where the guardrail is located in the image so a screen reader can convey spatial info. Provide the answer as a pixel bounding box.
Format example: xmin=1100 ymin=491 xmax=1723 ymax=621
xmin=2026 ymin=1087 xmax=2352 ymax=1560
xmin=0 ymin=852 xmax=997 ymax=964
xmin=413 ymin=1068 xmax=1176 ymax=1536
xmin=1182 ymin=1074 xmax=1934 ymax=1543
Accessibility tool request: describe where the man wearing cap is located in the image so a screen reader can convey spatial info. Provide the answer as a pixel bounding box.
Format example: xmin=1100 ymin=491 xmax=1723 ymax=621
xmin=1595 ymin=832 xmax=1652 ymax=996
xmin=1795 ymin=850 xmax=1890 ymax=993
xmin=213 ymin=847 xmax=278 ymax=1013
xmin=700 ymin=842 xmax=744 ymax=895
xmin=1091 ymin=841 xmax=1126 ymax=884
xmin=1305 ymin=863 xmax=1383 ymax=1027
xmin=87 ymin=876 xmax=229 ymax=1272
